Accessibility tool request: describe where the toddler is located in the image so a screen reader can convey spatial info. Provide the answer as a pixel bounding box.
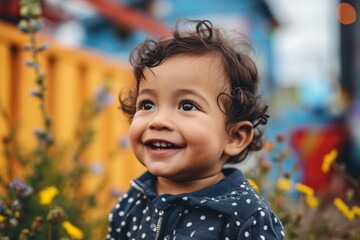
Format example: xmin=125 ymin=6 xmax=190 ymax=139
xmin=106 ymin=19 xmax=285 ymax=240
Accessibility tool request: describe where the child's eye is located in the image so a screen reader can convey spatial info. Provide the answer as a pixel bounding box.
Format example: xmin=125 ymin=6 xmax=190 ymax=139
xmin=178 ymin=101 xmax=199 ymax=111
xmin=138 ymin=100 xmax=156 ymax=110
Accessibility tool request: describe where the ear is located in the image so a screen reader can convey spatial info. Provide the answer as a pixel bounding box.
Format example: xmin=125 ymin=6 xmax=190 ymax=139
xmin=224 ymin=121 xmax=254 ymax=157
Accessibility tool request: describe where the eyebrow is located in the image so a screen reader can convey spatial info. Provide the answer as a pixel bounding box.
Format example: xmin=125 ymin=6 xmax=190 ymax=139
xmin=138 ymin=88 xmax=210 ymax=106
xmin=176 ymin=89 xmax=210 ymax=106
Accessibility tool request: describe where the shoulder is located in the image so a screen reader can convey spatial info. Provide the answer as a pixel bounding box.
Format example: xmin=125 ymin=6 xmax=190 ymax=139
xmin=237 ymin=207 xmax=285 ymax=239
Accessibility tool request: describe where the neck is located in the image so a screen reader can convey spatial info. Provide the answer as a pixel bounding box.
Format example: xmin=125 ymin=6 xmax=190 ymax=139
xmin=156 ymin=172 xmax=225 ymax=195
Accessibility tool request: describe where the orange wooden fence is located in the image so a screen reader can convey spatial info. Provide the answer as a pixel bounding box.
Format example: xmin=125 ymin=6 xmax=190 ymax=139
xmin=0 ymin=20 xmax=145 ymax=213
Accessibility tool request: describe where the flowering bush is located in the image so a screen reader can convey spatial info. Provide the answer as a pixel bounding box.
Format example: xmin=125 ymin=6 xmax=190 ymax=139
xmin=0 ymin=0 xmax=113 ymax=239
xmin=245 ymin=135 xmax=360 ymax=239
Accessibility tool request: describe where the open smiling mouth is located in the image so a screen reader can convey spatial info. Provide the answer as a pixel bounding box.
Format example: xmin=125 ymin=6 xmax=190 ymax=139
xmin=144 ymin=141 xmax=184 ymax=150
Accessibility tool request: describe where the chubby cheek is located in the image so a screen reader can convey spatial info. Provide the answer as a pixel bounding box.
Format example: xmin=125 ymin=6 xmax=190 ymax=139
xmin=128 ymin=119 xmax=144 ymax=156
xmin=184 ymin=121 xmax=227 ymax=151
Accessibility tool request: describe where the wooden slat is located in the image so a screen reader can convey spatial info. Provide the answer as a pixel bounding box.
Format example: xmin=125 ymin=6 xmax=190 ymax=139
xmin=51 ymin=56 xmax=80 ymax=142
xmin=0 ymin=40 xmax=11 ymax=182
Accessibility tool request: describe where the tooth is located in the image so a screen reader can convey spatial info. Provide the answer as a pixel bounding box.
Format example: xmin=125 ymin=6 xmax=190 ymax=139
xmin=155 ymin=142 xmax=161 ymax=147
xmin=161 ymin=142 xmax=167 ymax=147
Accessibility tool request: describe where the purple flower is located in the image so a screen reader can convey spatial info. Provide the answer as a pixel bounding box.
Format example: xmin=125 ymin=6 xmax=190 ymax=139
xmin=9 ymin=178 xmax=32 ymax=196
xmin=109 ymin=187 xmax=122 ymax=199
xmin=12 ymin=200 xmax=22 ymax=211
xmin=94 ymin=84 xmax=114 ymax=112
xmin=29 ymin=89 xmax=43 ymax=98
xmin=90 ymin=162 xmax=104 ymax=175
xmin=118 ymin=136 xmax=130 ymax=149
xmin=0 ymin=200 xmax=5 ymax=212
xmin=33 ymin=128 xmax=49 ymax=142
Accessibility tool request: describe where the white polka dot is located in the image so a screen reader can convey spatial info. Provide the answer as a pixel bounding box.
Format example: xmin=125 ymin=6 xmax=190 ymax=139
xmin=236 ymin=221 xmax=241 ymax=226
xmin=119 ymin=211 xmax=125 ymax=216
xmin=190 ymin=231 xmax=196 ymax=237
xmin=226 ymin=223 xmax=230 ymax=228
xmin=200 ymin=199 xmax=207 ymax=203
xmin=263 ymin=225 xmax=268 ymax=231
xmin=121 ymin=221 xmax=126 ymax=226
xmin=115 ymin=203 xmax=120 ymax=209
xmin=218 ymin=214 xmax=223 ymax=218
xmin=108 ymin=213 xmax=113 ymax=221
xmin=133 ymin=225 xmax=138 ymax=231
xmin=246 ymin=199 xmax=251 ymax=204
xmin=186 ymin=222 xmax=192 ymax=227
xmin=200 ymin=215 xmax=206 ymax=220
xmin=244 ymin=231 xmax=249 ymax=237
xmin=136 ymin=200 xmax=141 ymax=205
xmin=161 ymin=197 xmax=166 ymax=202
xmin=260 ymin=235 xmax=265 ymax=240
xmin=260 ymin=211 xmax=265 ymax=216
xmin=123 ymin=193 xmax=128 ymax=198
xmin=240 ymin=184 xmax=245 ymax=188
xmin=182 ymin=197 xmax=188 ymax=201
xmin=253 ymin=220 xmax=257 ymax=225
xmin=128 ymin=197 xmax=134 ymax=203
xmin=132 ymin=216 xmax=137 ymax=222
xmin=208 ymin=227 xmax=214 ymax=231
xmin=126 ymin=232 xmax=131 ymax=237
xmin=184 ymin=209 xmax=189 ymax=214
xmin=225 ymin=237 xmax=230 ymax=240
xmin=232 ymin=202 xmax=237 ymax=206
xmin=234 ymin=211 xmax=238 ymax=215
xmin=281 ymin=231 xmax=285 ymax=236
xmin=141 ymin=233 xmax=146 ymax=239
xmin=139 ymin=225 xmax=142 ymax=230
xmin=274 ymin=217 xmax=278 ymax=223
xmin=116 ymin=228 xmax=120 ymax=233
xmin=231 ymin=191 xmax=236 ymax=195
xmin=146 ymin=216 xmax=151 ymax=221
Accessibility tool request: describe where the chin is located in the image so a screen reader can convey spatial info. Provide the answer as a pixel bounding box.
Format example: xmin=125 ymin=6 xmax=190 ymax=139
xmin=147 ymin=167 xmax=171 ymax=177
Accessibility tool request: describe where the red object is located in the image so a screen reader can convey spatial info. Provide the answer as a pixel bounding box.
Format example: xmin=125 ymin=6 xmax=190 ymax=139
xmin=85 ymin=0 xmax=171 ymax=37
xmin=291 ymin=124 xmax=347 ymax=190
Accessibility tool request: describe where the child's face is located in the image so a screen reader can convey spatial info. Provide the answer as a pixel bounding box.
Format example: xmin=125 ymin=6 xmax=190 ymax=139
xmin=129 ymin=55 xmax=231 ymax=182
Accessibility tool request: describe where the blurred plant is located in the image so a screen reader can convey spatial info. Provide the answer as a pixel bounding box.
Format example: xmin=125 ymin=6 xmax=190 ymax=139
xmin=0 ymin=0 xmax=113 ymax=239
xmin=245 ymin=134 xmax=360 ymax=240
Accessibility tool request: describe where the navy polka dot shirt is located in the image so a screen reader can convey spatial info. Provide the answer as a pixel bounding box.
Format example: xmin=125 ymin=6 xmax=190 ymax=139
xmin=106 ymin=168 xmax=285 ymax=239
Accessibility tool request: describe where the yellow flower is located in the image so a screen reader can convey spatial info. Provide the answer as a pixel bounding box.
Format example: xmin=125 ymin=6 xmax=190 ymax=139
xmin=305 ymin=195 xmax=318 ymax=208
xmin=321 ymin=149 xmax=338 ymax=173
xmin=39 ymin=186 xmax=58 ymax=205
xmin=0 ymin=215 xmax=5 ymax=222
xmin=62 ymin=221 xmax=83 ymax=239
xmin=15 ymin=211 xmax=20 ymax=218
xmin=351 ymin=206 xmax=360 ymax=218
xmin=247 ymin=178 xmax=260 ymax=192
xmin=263 ymin=141 xmax=275 ymax=152
xmin=334 ymin=198 xmax=354 ymax=221
xmin=276 ymin=177 xmax=293 ymax=192
xmin=295 ymin=183 xmax=314 ymax=196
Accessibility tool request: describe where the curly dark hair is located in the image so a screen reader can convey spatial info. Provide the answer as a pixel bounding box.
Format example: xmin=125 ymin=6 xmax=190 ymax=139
xmin=120 ymin=19 xmax=269 ymax=163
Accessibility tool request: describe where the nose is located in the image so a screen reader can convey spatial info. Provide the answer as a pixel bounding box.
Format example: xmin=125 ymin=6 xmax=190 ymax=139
xmin=148 ymin=109 xmax=174 ymax=131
